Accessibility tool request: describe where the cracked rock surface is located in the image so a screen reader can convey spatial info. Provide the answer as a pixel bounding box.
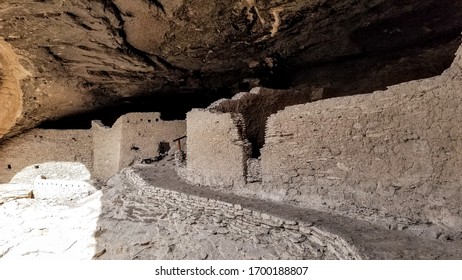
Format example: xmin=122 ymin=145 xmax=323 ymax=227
xmin=0 ymin=0 xmax=461 ymax=138
xmin=0 ymin=184 xmax=101 ymax=259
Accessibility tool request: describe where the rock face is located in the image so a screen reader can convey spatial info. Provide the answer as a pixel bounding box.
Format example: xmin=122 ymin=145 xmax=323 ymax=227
xmin=0 ymin=0 xmax=461 ymax=139
xmin=0 ymin=40 xmax=30 ymax=138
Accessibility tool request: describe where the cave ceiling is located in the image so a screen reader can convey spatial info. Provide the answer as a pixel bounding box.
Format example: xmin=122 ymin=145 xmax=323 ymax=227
xmin=0 ymin=0 xmax=461 ymax=139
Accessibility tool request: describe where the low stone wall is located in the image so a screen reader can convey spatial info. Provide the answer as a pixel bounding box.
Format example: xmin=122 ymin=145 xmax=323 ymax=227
xmin=0 ymin=129 xmax=93 ymax=183
xmin=185 ymin=109 xmax=251 ymax=188
xmin=260 ymin=45 xmax=462 ymax=230
xmin=124 ymin=168 xmax=361 ymax=260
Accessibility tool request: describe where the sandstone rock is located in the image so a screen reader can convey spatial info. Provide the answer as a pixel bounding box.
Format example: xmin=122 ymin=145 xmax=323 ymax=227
xmin=0 ymin=0 xmax=461 ymax=138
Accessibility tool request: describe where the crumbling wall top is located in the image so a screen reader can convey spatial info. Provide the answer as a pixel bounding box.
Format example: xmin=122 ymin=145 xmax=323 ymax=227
xmin=115 ymin=112 xmax=162 ymax=126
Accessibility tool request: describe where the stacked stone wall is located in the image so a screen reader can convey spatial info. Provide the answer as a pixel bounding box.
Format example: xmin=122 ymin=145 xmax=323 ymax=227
xmin=92 ymin=113 xmax=185 ymax=181
xmin=210 ymin=87 xmax=315 ymax=156
xmin=0 ymin=112 xmax=186 ymax=183
xmin=185 ymin=87 xmax=320 ymax=188
xmin=117 ymin=113 xmax=185 ymax=169
xmin=260 ymin=46 xmax=462 ymax=230
xmin=124 ymin=168 xmax=361 ymax=260
xmin=185 ymin=109 xmax=251 ymax=188
xmin=91 ymin=120 xmax=122 ymax=181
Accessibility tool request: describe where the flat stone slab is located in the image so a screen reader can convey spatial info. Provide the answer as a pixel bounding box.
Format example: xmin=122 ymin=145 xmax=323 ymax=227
xmin=0 ymin=184 xmax=34 ymax=205
xmin=33 ymin=179 xmax=96 ymax=201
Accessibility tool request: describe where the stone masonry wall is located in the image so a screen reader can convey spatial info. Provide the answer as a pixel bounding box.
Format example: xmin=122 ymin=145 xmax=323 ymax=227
xmin=210 ymin=87 xmax=315 ymax=156
xmin=117 ymin=113 xmax=186 ymax=169
xmin=260 ymin=45 xmax=462 ymax=230
xmin=124 ymin=168 xmax=361 ymax=260
xmin=185 ymin=109 xmax=251 ymax=188
xmin=185 ymin=87 xmax=320 ymax=188
xmin=0 ymin=112 xmax=185 ymax=183
xmin=91 ymin=120 xmax=122 ymax=182
xmin=92 ymin=112 xmax=186 ymax=181
xmin=0 ymin=129 xmax=93 ymax=183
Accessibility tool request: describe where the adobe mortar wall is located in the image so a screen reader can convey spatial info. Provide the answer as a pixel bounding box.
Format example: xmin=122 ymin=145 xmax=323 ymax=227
xmin=184 ymin=87 xmax=320 ymax=188
xmin=117 ymin=113 xmax=186 ymax=169
xmin=92 ymin=113 xmax=186 ymax=181
xmin=185 ymin=109 xmax=251 ymax=188
xmin=210 ymin=87 xmax=316 ymax=156
xmin=260 ymin=45 xmax=462 ymax=230
xmin=91 ymin=120 xmax=122 ymax=182
xmin=0 ymin=129 xmax=93 ymax=183
xmin=0 ymin=112 xmax=185 ymax=183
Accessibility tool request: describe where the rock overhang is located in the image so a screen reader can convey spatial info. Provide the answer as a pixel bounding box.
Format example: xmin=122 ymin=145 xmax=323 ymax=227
xmin=0 ymin=0 xmax=461 ymax=140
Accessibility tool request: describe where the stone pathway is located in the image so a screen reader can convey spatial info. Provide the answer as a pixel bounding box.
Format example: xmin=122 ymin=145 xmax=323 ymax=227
xmin=94 ymin=160 xmax=462 ymax=260
xmin=136 ymin=165 xmax=462 ymax=259
xmin=95 ymin=168 xmax=314 ymax=260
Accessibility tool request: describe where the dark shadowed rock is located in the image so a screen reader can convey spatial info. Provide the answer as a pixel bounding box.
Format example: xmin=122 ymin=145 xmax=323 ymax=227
xmin=0 ymin=0 xmax=461 ymax=138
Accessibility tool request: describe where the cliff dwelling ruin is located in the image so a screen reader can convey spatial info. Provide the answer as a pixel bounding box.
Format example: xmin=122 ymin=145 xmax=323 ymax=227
xmin=0 ymin=0 xmax=462 ymax=260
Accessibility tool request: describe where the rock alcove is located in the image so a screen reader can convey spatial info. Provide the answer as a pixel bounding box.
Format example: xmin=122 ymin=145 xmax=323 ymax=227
xmin=0 ymin=0 xmax=462 ymax=260
xmin=0 ymin=0 xmax=461 ymax=138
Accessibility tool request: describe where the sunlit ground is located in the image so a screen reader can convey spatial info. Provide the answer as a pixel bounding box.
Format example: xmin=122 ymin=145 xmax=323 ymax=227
xmin=0 ymin=162 xmax=101 ymax=259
